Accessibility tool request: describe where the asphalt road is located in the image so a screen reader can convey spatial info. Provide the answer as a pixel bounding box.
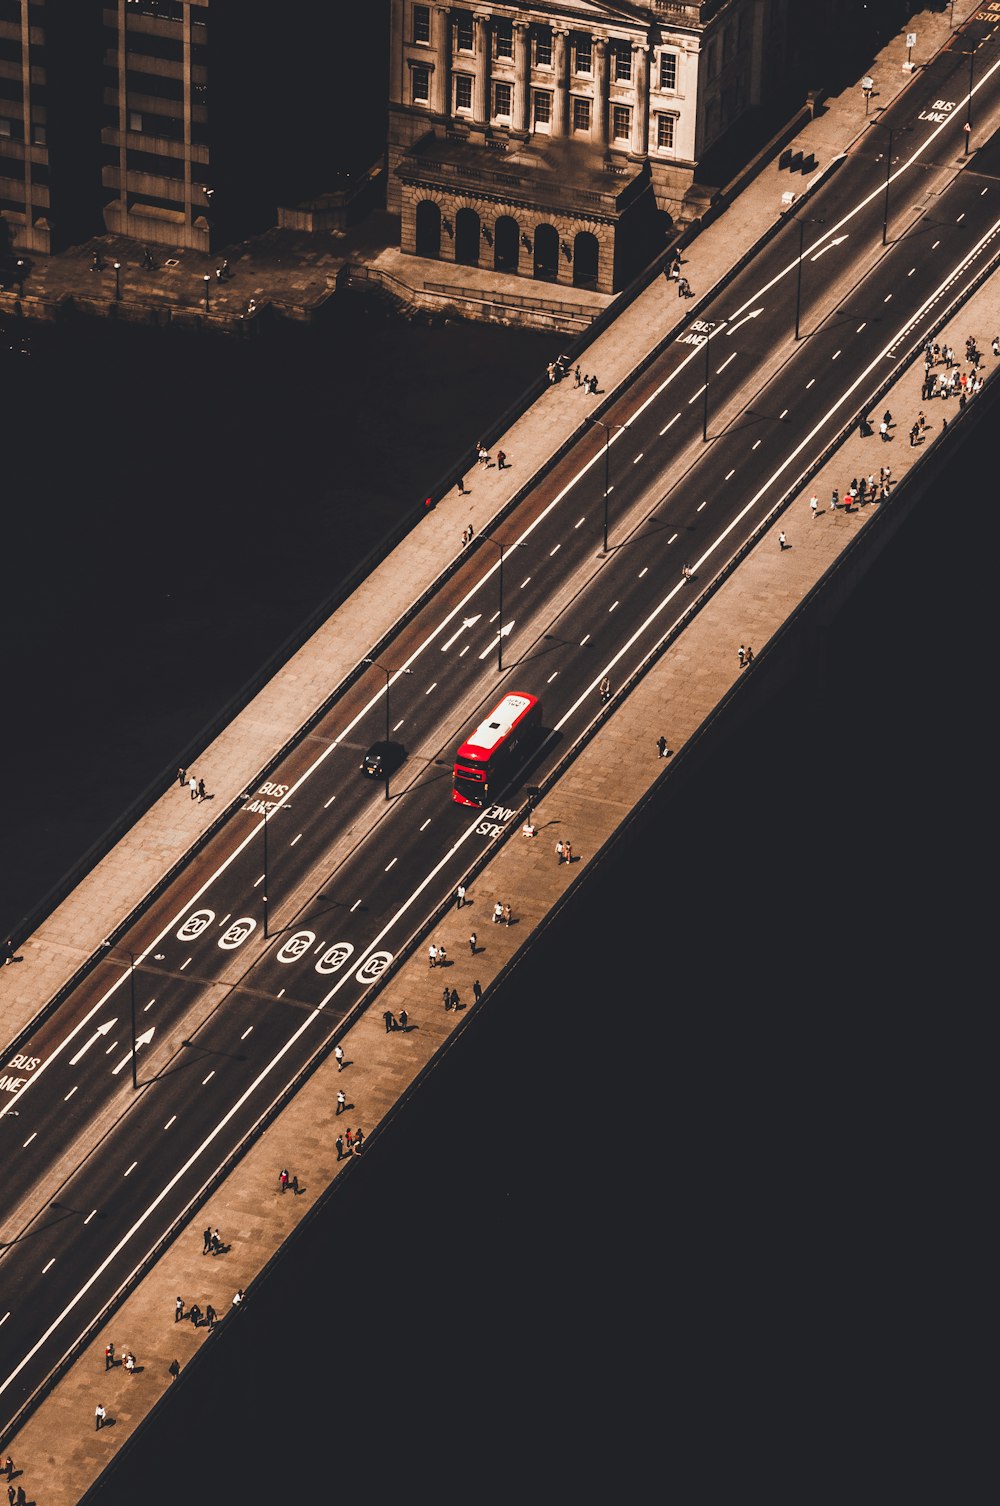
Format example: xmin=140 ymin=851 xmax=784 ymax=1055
xmin=5 ymin=17 xmax=1000 ymax=1435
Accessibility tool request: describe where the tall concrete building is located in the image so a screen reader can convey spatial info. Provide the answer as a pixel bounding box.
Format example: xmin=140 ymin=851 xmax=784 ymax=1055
xmin=0 ymin=0 xmax=102 ymax=254
xmin=387 ymin=0 xmax=789 ymax=294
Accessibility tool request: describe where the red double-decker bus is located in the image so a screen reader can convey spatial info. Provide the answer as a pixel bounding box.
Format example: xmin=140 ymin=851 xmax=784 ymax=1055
xmin=452 ymin=691 xmax=542 ymax=807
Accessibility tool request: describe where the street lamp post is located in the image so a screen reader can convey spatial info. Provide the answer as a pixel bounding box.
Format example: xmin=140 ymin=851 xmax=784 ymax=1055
xmin=964 ymin=48 xmax=975 ymax=155
xmin=127 ymin=949 xmax=137 ymax=1089
xmin=203 ymin=273 xmax=211 ymax=312
xmin=700 ymin=320 xmax=729 ymax=442
xmin=794 ymin=217 xmax=824 ymax=340
xmin=479 ymin=538 xmax=527 ymax=670
xmin=586 ymin=417 xmax=627 ymax=551
xmin=113 ymin=260 xmax=121 ymax=301
xmin=871 ymin=119 xmax=912 ymax=246
xmin=364 ymin=657 xmax=412 ymax=798
xmin=262 ymin=805 xmax=269 ymax=938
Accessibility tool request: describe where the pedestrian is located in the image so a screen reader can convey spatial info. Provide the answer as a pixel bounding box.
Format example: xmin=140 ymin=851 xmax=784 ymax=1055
xmin=437 ymin=944 xmax=447 ymax=965
xmin=105 ymin=1342 xmax=115 ymax=1370
xmin=574 ymin=365 xmax=581 ymax=386
xmin=993 ymin=336 xmax=999 ymax=357
xmin=354 ymin=1128 xmax=365 ymax=1153
xmin=398 ymin=1008 xmax=408 ymax=1030
xmin=563 ymin=840 xmax=573 ymax=863
xmin=831 ymin=488 xmax=839 ymax=509
xmin=473 ymin=979 xmax=483 ymax=1003
xmin=497 ymin=449 xmax=507 ymax=470
xmin=291 ymin=1175 xmax=299 ymax=1194
xmin=502 ymin=902 xmax=512 ymax=926
xmin=0 ymin=937 xmax=13 ymax=966
xmin=5 ymin=1485 xmax=12 ymax=1506
xmin=203 ymin=1225 xmax=212 ymax=1253
xmin=279 ymin=1167 xmax=289 ymax=1193
xmin=457 ymin=475 xmax=467 ymax=496
xmin=336 ymin=1133 xmax=344 ymax=1161
xmin=778 ymin=531 xmax=787 ymax=550
xmin=657 ymin=735 xmax=668 ymax=758
xmin=879 ymin=420 xmax=889 ymax=441
xmin=443 ymin=984 xmax=451 ymax=1010
xmin=449 ymin=987 xmax=460 ymax=1011
xmin=211 ymin=1228 xmax=222 ymax=1255
xmin=177 ymin=766 xmax=186 ymax=787
xmin=745 ymin=646 xmax=754 ymax=666
xmin=175 ymin=1296 xmax=184 ymax=1323
xmin=588 ymin=374 xmax=598 ymax=393
xmin=581 ymin=374 xmax=589 ymax=391
xmin=336 ymin=1089 xmax=345 ymax=1114
xmin=169 ymin=1359 xmax=181 ymax=1380
xmin=188 ymin=774 xmax=198 ymax=799
xmin=493 ymin=900 xmax=503 ymax=923
xmin=95 ymin=1403 xmax=106 ymax=1431
xmin=197 ymin=777 xmax=207 ymax=800
xmin=125 ymin=1351 xmax=135 ymax=1376
xmin=599 ymin=676 xmax=611 ymax=702
xmin=810 ymin=495 xmax=818 ymax=519
xmin=205 ymin=1304 xmax=217 ymax=1329
xmin=345 ymin=1127 xmax=354 ymax=1148
xmin=738 ymin=644 xmax=745 ymax=667
xmin=383 ymin=1008 xmax=394 ymax=1033
xmin=677 ymin=275 xmax=686 ymax=297
xmin=333 ymin=1043 xmax=345 ymax=1072
xmin=468 ymin=930 xmax=478 ymax=954
xmin=428 ymin=942 xmax=438 ymax=968
xmin=232 ymin=1289 xmax=244 ymax=1307
xmin=681 ymin=564 xmax=694 ymax=580
xmin=456 ymin=884 xmax=466 ymax=909
xmin=477 ymin=443 xmax=489 ymax=465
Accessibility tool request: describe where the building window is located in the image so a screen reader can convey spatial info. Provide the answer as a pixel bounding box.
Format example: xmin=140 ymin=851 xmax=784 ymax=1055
xmin=495 ymin=18 xmax=513 ymax=59
xmin=412 ymin=66 xmax=430 ymax=104
xmin=656 ymin=114 xmax=675 ymax=150
xmin=455 ymin=73 xmax=473 ymax=112
xmin=533 ymin=90 xmax=552 ymax=130
xmin=413 ymin=4 xmax=430 ymax=45
xmin=659 ymin=52 xmax=677 ymax=91
xmin=574 ymin=34 xmax=592 ymax=75
xmin=572 ymin=97 xmax=591 ymax=133
xmin=0 ymin=118 xmax=11 ymax=138
xmin=494 ymin=81 xmax=512 ymax=118
xmin=612 ymin=104 xmax=631 ymax=142
xmin=32 ymin=123 xmax=45 ymax=146
xmin=534 ymin=26 xmax=552 ymax=67
xmin=455 ymin=12 xmax=473 ymax=52
xmin=612 ymin=42 xmax=632 ymax=83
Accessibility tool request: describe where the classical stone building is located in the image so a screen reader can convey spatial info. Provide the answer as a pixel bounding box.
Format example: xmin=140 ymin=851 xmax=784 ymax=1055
xmin=388 ymin=0 xmax=789 ymax=294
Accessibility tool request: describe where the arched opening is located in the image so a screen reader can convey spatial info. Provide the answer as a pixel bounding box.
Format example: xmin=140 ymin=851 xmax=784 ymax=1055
xmin=533 ymin=223 xmax=558 ymax=282
xmin=494 ymin=215 xmax=519 ymax=274
xmin=573 ymin=231 xmax=599 ymax=289
xmin=415 ymin=200 xmax=441 ymax=259
xmin=455 ymin=207 xmax=481 ymax=266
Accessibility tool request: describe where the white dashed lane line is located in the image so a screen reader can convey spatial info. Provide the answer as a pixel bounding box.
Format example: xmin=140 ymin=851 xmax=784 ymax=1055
xmin=290 ymin=833 xmax=302 ymax=846
xmin=633 ymin=452 xmax=644 ymax=464
xmin=419 ymin=819 xmax=431 ymax=831
xmin=549 ymin=543 xmax=561 ymax=555
xmin=725 ymin=468 xmax=735 ymax=480
xmin=659 ymin=413 xmax=680 ymax=434
xmin=64 ymin=1086 xmax=77 ymax=1101
xmin=240 ymin=1027 xmax=253 ymax=1040
xmin=609 ymin=600 xmax=619 ymax=613
xmin=202 ymin=1071 xmax=215 ymax=1086
xmin=519 ymin=577 xmax=531 ymax=589
xmin=857 ymin=322 xmax=866 ymax=332
xmin=547 ymin=671 xmax=559 ymax=683
xmin=253 ymin=874 xmax=264 ymax=888
xmin=424 ymin=683 xmax=436 ymax=696
xmin=716 ymin=352 xmax=737 ymax=372
xmin=124 ymin=1162 xmax=137 ymax=1177
xmin=639 ymin=566 xmax=649 ymax=577
xmin=697 ymin=501 xmax=708 ymax=512
xmin=575 ymin=516 xmax=585 ymax=528
xmin=164 ymin=1115 xmax=176 ymax=1128
xmin=752 ymin=439 xmax=762 ymax=449
xmin=385 ymin=858 xmax=398 ymax=871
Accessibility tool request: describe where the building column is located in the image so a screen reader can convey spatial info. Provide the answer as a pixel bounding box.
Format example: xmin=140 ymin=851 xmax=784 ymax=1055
xmin=553 ymin=29 xmax=569 ymax=137
xmin=473 ymin=13 xmax=491 ymax=128
xmin=432 ymin=5 xmax=451 ymax=118
xmin=593 ymin=38 xmax=608 ymax=148
xmin=632 ymin=44 xmax=649 ymax=156
xmin=513 ymin=20 xmax=531 ymax=135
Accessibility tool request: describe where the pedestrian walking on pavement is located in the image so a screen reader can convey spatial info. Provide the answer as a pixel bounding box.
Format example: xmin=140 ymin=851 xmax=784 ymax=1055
xmin=6 ymin=1483 xmax=13 ymax=1506
xmin=95 ymin=1404 xmax=107 ymax=1431
xmin=810 ymin=495 xmax=818 ymax=519
xmin=449 ymin=987 xmax=460 ymax=1011
xmin=399 ymin=1008 xmax=408 ymax=1030
xmin=124 ymin=1351 xmax=136 ymax=1376
xmin=188 ymin=774 xmax=198 ymax=800
xmin=456 ymin=884 xmax=466 ymax=909
xmin=175 ymin=1296 xmax=184 ymax=1323
xmin=444 ymin=985 xmax=452 ymax=1010
xmin=588 ymin=374 xmax=598 ymax=393
xmin=336 ymin=1134 xmax=344 ymax=1161
xmin=168 ymin=1359 xmax=181 ymax=1380
xmin=177 ymin=766 xmax=186 ymax=787
xmin=497 ymin=450 xmax=507 ymax=470
xmin=502 ymin=903 xmax=512 ymax=926
xmin=355 ymin=1128 xmax=365 ymax=1153
xmin=574 ymin=366 xmax=582 ymax=387
xmin=473 ymin=979 xmax=483 ymax=1003
xmin=210 ymin=1228 xmax=222 ymax=1255
xmin=778 ymin=532 xmax=787 ymax=550
xmin=197 ymin=777 xmax=207 ymax=800
xmin=206 ymin=1305 xmax=217 ymax=1329
xmin=105 ymin=1342 xmax=115 ymax=1370
xmin=384 ymin=1009 xmax=395 ymax=1033
xmin=879 ymin=420 xmax=889 ymax=441
xmin=2 ymin=1462 xmax=10 ymax=1485
xmin=831 ymin=488 xmax=839 ymax=509
xmin=556 ymin=839 xmax=565 ymax=863
xmin=335 ymin=1044 xmax=345 ymax=1069
xmin=232 ymin=1289 xmax=244 ymax=1307
xmin=563 ymin=840 xmax=573 ymax=864
xmin=279 ymin=1168 xmax=289 ymax=1193
xmin=457 ymin=475 xmax=467 ymax=496
xmin=657 ymin=736 xmax=668 ymax=758
xmin=428 ymin=943 xmax=438 ymax=968
xmin=202 ymin=1225 xmax=212 ymax=1254
xmin=745 ymin=646 xmax=754 ymax=667
xmin=336 ymin=1089 xmax=346 ymax=1114
xmin=493 ymin=900 xmax=503 ymax=923
xmin=738 ymin=645 xmax=745 ymax=667
xmin=469 ymin=930 xmax=477 ymax=954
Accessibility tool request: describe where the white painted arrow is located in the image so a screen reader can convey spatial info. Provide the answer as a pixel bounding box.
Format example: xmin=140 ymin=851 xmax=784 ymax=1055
xmin=69 ymin=1018 xmax=117 ymax=1067
xmin=441 ymin=614 xmax=482 ymax=652
xmin=725 ymin=308 xmax=764 ymax=335
xmin=811 ymin=235 xmax=848 ymax=260
xmin=478 ymin=621 xmax=514 ymax=660
xmin=111 ymin=1027 xmax=155 ymax=1076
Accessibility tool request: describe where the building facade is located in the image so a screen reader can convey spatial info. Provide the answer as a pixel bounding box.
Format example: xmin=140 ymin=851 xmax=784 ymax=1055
xmin=387 ymin=0 xmax=787 ymax=294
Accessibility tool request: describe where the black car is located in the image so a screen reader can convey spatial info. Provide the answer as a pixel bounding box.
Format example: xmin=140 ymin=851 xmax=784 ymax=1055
xmin=360 ymin=741 xmax=406 ymax=778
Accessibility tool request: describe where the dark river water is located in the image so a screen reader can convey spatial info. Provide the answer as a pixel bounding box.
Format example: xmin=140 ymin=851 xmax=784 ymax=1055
xmin=2 ymin=297 xmax=987 ymax=1500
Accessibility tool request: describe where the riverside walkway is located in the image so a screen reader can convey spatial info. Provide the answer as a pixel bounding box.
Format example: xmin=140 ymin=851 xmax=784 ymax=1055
xmin=0 ymin=5 xmax=993 ymax=1497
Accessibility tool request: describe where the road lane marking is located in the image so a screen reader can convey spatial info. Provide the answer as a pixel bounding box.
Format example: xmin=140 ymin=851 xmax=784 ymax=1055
xmin=697 ymin=501 xmax=708 ymax=511
xmin=164 ymin=1116 xmax=176 ymax=1128
xmin=419 ymin=819 xmax=431 ymax=831
xmin=716 ymin=353 xmax=737 ymax=372
xmin=575 ymin=517 xmax=585 ymax=527
xmin=385 ymin=858 xmax=398 ymax=871
xmin=64 ymin=1086 xmax=77 ymax=1101
xmin=857 ymin=322 xmax=866 ymax=332
xmin=752 ymin=439 xmax=762 ymax=449
xmin=725 ymin=469 xmax=735 ymax=480
xmin=519 ymin=577 xmax=531 ymax=589
xmin=253 ymin=875 xmax=265 ymax=887
xmin=547 ymin=672 xmax=559 ymax=683
xmin=240 ymin=1028 xmax=253 ymax=1040
xmin=633 ymin=452 xmax=644 ymax=463
xmin=639 ymin=566 xmax=648 ymax=577
xmin=609 ymin=601 xmax=619 ymax=612
xmin=290 ymin=833 xmax=302 ymax=846
xmin=124 ymin=1162 xmax=137 ymax=1177
xmin=659 ymin=414 xmax=680 ymax=434
xmin=324 ymin=796 xmax=335 ymax=808
xmin=23 ymin=1133 xmax=36 ymax=1147
xmin=202 ymin=1071 xmax=215 ymax=1085
xmin=549 ymin=543 xmax=561 ymax=555
xmin=580 ymin=633 xmax=590 ymax=645
xmin=42 ymin=1260 xmax=55 ymax=1274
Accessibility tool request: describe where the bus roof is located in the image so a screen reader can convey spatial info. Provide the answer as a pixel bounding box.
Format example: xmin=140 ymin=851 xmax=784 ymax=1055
xmin=457 ymin=692 xmax=538 ymax=761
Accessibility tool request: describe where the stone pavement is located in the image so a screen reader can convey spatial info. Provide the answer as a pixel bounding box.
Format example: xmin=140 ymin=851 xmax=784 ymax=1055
xmin=1 ymin=3 xmax=993 ymax=1496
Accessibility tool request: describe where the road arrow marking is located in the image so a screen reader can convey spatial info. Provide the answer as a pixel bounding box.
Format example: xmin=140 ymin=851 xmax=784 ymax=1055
xmin=811 ymin=235 xmax=848 ymax=260
xmin=69 ymin=1019 xmax=117 ymax=1067
xmin=441 ymin=614 xmax=482 ymax=652
xmin=479 ymin=621 xmax=514 ymax=660
xmin=111 ymin=1027 xmax=155 ymax=1076
xmin=725 ymin=308 xmax=763 ymax=335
